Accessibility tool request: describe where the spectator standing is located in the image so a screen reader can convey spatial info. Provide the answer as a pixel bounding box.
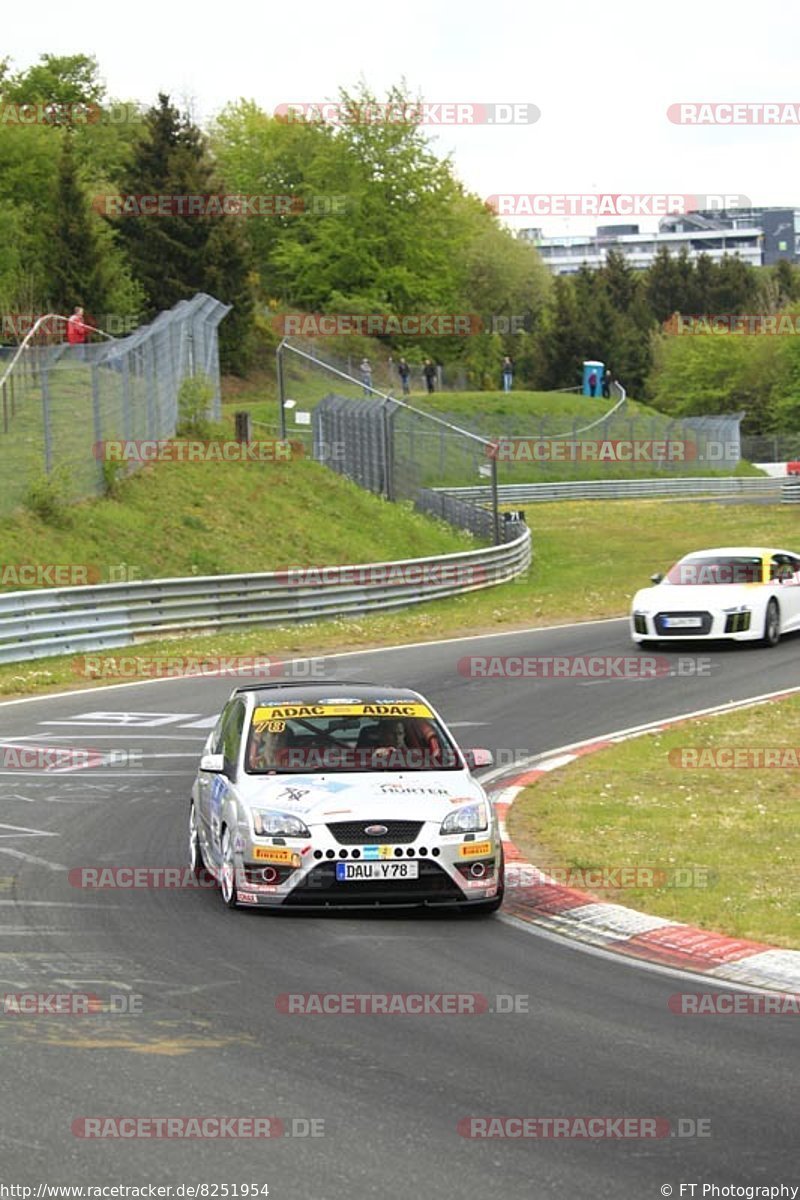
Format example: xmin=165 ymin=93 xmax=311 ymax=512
xmin=397 ymin=357 xmax=410 ymax=395
xmin=588 ymin=369 xmax=598 ymax=397
xmin=502 ymin=356 xmax=514 ymax=393
xmin=360 ymin=357 xmax=372 ymax=396
xmin=66 ymin=306 xmax=90 ymax=360
xmin=602 ymin=369 xmax=611 ymax=399
xmin=423 ymin=359 xmax=436 ymax=394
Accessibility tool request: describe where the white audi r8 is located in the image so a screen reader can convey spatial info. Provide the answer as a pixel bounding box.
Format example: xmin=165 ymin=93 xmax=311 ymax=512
xmin=630 ymin=546 xmax=800 ymax=647
xmin=189 ymin=683 xmax=503 ymax=913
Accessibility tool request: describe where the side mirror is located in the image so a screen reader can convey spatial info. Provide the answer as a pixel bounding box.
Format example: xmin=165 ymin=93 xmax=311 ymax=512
xmin=199 ymin=752 xmax=224 ymax=774
xmin=650 ymin=573 xmax=663 ymax=585
xmin=463 ymin=748 xmax=494 ymax=770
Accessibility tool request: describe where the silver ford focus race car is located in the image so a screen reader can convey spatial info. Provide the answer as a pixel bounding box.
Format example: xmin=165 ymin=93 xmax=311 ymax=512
xmin=189 ymin=683 xmax=503 ymax=913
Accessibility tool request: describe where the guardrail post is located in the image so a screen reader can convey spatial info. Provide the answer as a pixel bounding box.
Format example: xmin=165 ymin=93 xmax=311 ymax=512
xmin=491 ymin=454 xmax=500 ymax=545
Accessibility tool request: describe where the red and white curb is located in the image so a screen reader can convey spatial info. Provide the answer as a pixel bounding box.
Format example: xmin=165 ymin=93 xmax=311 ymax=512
xmin=489 ymin=691 xmax=800 ymax=994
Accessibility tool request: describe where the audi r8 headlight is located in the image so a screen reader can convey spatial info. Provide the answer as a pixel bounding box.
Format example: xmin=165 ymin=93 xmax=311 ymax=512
xmin=440 ymin=803 xmax=488 ymax=835
xmin=252 ymin=810 xmax=311 ymax=838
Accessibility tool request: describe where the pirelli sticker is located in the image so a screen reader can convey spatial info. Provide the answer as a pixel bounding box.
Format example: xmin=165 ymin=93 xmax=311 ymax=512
xmin=459 ymin=840 xmax=493 ymax=858
xmin=252 ymin=847 xmax=301 ymax=866
xmin=253 ymin=701 xmax=433 ymax=728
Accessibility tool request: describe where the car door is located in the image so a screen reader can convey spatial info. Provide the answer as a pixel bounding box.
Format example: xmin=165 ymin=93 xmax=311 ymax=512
xmin=197 ymin=699 xmax=245 ymax=852
xmin=771 ymin=554 xmax=800 ymax=629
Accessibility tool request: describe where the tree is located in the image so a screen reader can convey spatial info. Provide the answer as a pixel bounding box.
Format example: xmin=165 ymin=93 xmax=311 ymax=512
xmin=603 ymin=249 xmax=637 ymax=313
xmin=531 ymin=277 xmax=584 ymax=389
xmin=114 ymin=94 xmax=254 ymax=371
xmin=47 ymin=134 xmax=108 ymax=314
xmin=646 ymin=245 xmax=683 ymax=323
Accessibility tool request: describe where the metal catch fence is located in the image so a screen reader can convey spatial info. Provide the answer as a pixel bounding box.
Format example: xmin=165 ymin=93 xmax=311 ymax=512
xmin=0 ymin=293 xmax=230 ymax=516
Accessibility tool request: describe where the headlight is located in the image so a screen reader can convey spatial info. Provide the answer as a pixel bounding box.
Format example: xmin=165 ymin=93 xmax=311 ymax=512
xmin=440 ymin=803 xmax=488 ymax=835
xmin=252 ymin=809 xmax=310 ymax=838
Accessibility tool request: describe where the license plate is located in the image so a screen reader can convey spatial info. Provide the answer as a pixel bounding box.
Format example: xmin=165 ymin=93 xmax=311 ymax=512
xmin=336 ymin=861 xmax=419 ymax=881
xmin=663 ymin=616 xmax=702 ymax=628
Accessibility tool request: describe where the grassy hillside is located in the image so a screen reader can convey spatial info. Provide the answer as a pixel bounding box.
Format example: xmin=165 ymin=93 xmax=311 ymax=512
xmin=226 ymin=376 xmax=761 ymax=484
xmin=0 ymin=455 xmax=476 ymax=591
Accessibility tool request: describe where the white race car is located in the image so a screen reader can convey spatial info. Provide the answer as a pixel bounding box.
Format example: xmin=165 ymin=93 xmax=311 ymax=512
xmin=189 ymin=683 xmax=503 ymax=913
xmin=631 ymin=546 xmax=800 ymax=647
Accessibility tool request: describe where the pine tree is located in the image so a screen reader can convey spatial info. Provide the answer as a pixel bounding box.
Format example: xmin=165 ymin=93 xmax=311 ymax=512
xmin=113 ymin=94 xmax=254 ymax=371
xmin=646 ymin=245 xmax=683 ymax=323
xmin=48 ymin=133 xmax=108 ymax=315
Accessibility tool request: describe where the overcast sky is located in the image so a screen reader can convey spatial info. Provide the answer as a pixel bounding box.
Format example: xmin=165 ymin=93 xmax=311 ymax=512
xmin=8 ymin=0 xmax=800 ymax=236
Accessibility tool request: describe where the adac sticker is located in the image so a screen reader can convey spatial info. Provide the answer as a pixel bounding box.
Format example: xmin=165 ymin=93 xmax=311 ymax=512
xmin=253 ymin=702 xmax=432 ymax=726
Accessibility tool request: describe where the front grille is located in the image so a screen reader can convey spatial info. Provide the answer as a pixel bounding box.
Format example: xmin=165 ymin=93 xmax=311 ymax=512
xmin=654 ymin=611 xmax=713 ymax=636
xmin=724 ymin=611 xmax=751 ymax=633
xmin=285 ymin=861 xmax=463 ymax=906
xmin=326 ymin=820 xmax=424 ymax=845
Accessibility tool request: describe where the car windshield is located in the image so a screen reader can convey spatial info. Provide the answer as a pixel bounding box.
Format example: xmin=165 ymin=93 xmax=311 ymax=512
xmin=665 ymin=556 xmax=763 ymax=586
xmin=244 ymin=702 xmax=461 ymax=773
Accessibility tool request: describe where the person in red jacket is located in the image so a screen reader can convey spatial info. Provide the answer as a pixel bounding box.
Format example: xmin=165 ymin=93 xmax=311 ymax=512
xmin=66 ymin=306 xmax=91 ymax=358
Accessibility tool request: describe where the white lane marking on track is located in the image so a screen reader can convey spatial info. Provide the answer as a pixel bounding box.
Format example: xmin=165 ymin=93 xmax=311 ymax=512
xmin=0 ymin=822 xmax=59 ymax=839
xmin=0 ymin=847 xmax=64 ymax=869
xmin=0 ymin=900 xmax=123 ymax=908
xmin=41 ymin=712 xmax=199 ymax=727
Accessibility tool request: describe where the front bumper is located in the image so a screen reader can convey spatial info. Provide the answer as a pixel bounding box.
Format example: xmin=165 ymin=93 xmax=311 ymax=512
xmin=631 ymin=609 xmax=756 ymax=641
xmin=231 ymin=821 xmax=502 ymax=908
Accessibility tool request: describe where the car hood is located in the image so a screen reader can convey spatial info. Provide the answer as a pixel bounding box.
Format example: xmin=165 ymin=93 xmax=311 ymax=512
xmin=633 ymin=583 xmax=763 ymax=609
xmin=235 ymin=770 xmax=486 ymax=824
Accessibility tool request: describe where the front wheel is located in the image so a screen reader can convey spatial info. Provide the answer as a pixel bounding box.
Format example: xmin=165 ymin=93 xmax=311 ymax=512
xmin=762 ymin=599 xmax=781 ymax=647
xmin=219 ymin=827 xmax=240 ymax=909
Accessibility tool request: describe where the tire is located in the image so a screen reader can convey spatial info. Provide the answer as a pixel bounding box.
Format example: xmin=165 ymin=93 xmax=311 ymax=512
xmin=762 ymin=599 xmax=781 ymax=647
xmin=219 ymin=826 xmax=240 ymax=909
xmin=188 ymin=800 xmax=207 ymax=878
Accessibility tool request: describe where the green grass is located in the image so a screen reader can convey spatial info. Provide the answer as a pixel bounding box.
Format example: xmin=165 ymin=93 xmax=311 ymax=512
xmin=0 ymin=454 xmax=475 ymax=590
xmin=226 ymin=374 xmax=761 ymax=486
xmin=507 ymin=696 xmax=800 ymax=949
xmin=3 ymin=497 xmax=798 ymax=698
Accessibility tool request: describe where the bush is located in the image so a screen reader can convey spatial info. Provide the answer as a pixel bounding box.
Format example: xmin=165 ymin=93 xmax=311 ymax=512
xmin=23 ymin=467 xmax=71 ymax=525
xmin=177 ymin=373 xmax=215 ymax=438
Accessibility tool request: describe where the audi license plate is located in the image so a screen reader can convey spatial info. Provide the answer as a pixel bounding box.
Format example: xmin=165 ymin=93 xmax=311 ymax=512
xmin=336 ymin=861 xmax=419 ymax=881
xmin=663 ymin=616 xmax=702 ymax=628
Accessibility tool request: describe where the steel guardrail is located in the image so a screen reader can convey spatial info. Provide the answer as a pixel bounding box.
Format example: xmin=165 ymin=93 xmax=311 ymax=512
xmin=0 ymin=529 xmax=531 ymax=664
xmin=438 ymin=477 xmax=781 ymax=503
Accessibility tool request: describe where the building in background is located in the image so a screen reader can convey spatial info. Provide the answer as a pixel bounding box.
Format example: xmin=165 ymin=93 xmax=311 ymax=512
xmin=519 ymin=207 xmax=800 ymax=274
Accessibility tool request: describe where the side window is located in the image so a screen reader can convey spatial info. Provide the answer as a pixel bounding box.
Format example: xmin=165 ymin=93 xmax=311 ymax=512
xmin=210 ymin=702 xmax=233 ymax=755
xmin=770 ymin=555 xmax=797 ymax=583
xmin=221 ymin=701 xmax=246 ymax=776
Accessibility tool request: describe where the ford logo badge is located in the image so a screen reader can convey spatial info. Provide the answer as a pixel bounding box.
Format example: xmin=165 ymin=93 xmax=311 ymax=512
xmin=364 ymin=824 xmax=388 ymax=835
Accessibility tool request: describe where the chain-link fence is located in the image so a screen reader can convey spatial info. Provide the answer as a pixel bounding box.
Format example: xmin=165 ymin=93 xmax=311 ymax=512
xmin=0 ymin=293 xmax=230 ymax=516
xmin=741 ymin=434 xmax=800 ymax=463
xmin=275 ymin=340 xmax=745 ymax=501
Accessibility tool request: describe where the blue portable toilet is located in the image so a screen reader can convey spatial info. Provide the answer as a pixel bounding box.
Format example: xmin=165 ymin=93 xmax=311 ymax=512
xmin=582 ymin=360 xmax=604 ymax=397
